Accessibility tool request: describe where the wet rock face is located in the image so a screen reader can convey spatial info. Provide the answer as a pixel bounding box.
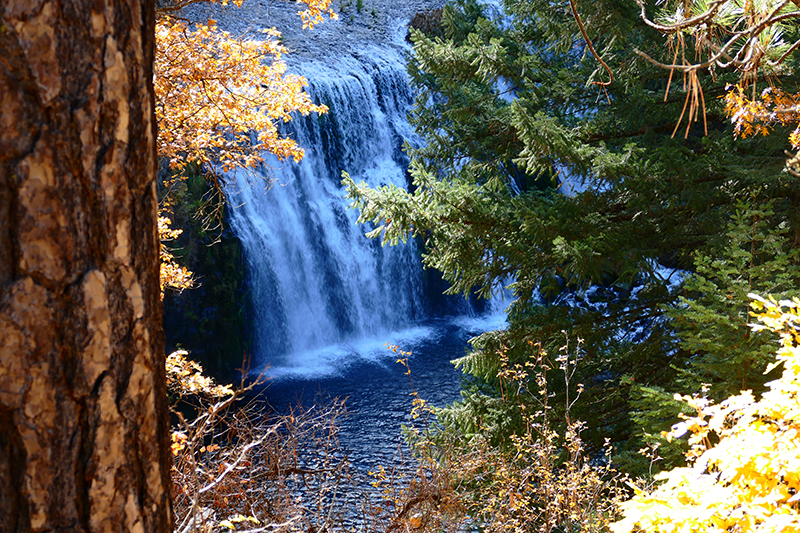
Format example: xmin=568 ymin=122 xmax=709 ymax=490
xmin=182 ymin=0 xmax=446 ymax=58
xmin=407 ymin=8 xmax=445 ymax=41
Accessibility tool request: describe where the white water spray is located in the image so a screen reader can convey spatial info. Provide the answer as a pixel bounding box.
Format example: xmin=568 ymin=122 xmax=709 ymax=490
xmin=226 ymin=47 xmax=427 ymax=367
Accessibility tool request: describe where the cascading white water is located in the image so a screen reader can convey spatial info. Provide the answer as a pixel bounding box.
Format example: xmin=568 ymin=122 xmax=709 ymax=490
xmin=226 ymin=47 xmax=427 ymax=366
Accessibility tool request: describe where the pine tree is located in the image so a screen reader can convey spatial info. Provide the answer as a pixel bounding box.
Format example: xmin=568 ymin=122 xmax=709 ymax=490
xmin=344 ymin=0 xmax=800 ymax=471
xmin=625 ymin=194 xmax=800 ymax=471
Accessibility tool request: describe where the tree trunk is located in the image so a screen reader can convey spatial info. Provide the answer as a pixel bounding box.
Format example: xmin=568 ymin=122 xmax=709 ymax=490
xmin=0 ymin=1 xmax=172 ymax=532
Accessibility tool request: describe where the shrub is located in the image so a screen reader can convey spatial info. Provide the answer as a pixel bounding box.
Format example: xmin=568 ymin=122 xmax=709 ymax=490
xmin=167 ymin=353 xmax=366 ymax=532
xmin=372 ymin=342 xmax=625 ymax=532
xmin=613 ymin=295 xmax=800 ymax=533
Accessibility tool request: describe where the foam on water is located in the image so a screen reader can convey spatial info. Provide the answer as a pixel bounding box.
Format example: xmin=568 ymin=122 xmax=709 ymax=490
xmin=450 ymin=311 xmax=509 ymax=335
xmin=264 ymin=324 xmax=436 ymax=380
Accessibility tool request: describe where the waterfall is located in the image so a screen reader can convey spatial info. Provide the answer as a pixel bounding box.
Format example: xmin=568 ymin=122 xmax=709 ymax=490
xmin=226 ymin=46 xmax=427 ymax=368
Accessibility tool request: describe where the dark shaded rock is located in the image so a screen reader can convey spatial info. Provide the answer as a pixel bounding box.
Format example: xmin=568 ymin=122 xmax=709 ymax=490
xmin=160 ymin=172 xmax=252 ymax=382
xmin=407 ymin=8 xmax=444 ymax=42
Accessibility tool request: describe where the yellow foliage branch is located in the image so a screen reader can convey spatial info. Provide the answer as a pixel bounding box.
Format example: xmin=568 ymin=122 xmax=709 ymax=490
xmin=158 ymin=214 xmax=193 ymax=297
xmin=154 ymin=17 xmax=328 ymax=178
xmin=724 ymin=84 xmax=800 ymax=147
xmin=613 ymin=295 xmax=800 ymax=533
xmin=153 ymin=0 xmax=335 ymax=296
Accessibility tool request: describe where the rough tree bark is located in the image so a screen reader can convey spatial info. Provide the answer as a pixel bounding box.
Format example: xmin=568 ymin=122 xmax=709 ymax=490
xmin=0 ymin=1 xmax=172 ymax=532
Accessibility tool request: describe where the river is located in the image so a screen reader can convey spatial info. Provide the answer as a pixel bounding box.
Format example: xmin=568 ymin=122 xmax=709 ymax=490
xmin=258 ymin=313 xmax=507 ymax=471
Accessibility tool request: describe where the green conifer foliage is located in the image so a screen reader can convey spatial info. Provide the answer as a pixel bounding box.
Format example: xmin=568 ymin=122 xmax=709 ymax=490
xmin=344 ymin=0 xmax=800 ymax=473
xmin=623 ymin=195 xmax=800 ymax=471
xmin=669 ymin=196 xmax=799 ymax=397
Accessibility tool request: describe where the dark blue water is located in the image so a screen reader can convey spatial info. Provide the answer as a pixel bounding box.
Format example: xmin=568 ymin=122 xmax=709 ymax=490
xmin=257 ymin=314 xmax=505 ymax=470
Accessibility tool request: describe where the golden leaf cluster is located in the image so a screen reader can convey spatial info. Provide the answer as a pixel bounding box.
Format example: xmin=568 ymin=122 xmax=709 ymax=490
xmin=154 ymin=0 xmax=335 ymax=296
xmin=218 ymin=514 xmax=261 ymax=530
xmin=171 ymin=431 xmax=189 ymax=456
xmin=154 ymin=16 xmax=327 ymax=177
xmin=613 ymin=295 xmax=800 ymax=533
xmin=158 ymin=214 xmax=193 ymax=296
xmin=297 ymin=0 xmax=338 ymax=29
xmin=166 ymin=349 xmax=234 ymax=398
xmin=724 ymin=84 xmax=800 ymax=147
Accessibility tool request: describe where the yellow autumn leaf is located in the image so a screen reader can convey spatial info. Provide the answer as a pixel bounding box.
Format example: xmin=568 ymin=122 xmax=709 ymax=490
xmin=612 ymin=296 xmax=800 ymax=533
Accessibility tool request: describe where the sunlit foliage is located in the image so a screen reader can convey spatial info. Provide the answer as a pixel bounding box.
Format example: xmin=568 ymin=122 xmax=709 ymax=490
xmin=166 ymin=349 xmax=233 ymax=398
xmin=613 ymin=295 xmax=800 ymax=533
xmin=166 ymin=352 xmax=362 ymax=532
xmin=154 ymin=16 xmax=328 ymax=179
xmin=370 ymin=343 xmax=625 ymax=533
xmin=296 ymin=0 xmax=338 ymax=29
xmin=158 ymin=214 xmax=193 ymax=296
xmin=724 ymin=85 xmax=800 ymax=142
xmin=636 ymin=0 xmax=800 ymax=145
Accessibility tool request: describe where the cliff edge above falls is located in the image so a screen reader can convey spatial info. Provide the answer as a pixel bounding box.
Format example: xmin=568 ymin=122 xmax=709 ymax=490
xmin=182 ymin=0 xmax=446 ymax=59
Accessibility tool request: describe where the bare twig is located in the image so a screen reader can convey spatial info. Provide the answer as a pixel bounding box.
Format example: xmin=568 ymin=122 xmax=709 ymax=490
xmin=568 ymin=0 xmax=614 ymax=87
xmin=635 ymin=0 xmax=728 ymax=33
